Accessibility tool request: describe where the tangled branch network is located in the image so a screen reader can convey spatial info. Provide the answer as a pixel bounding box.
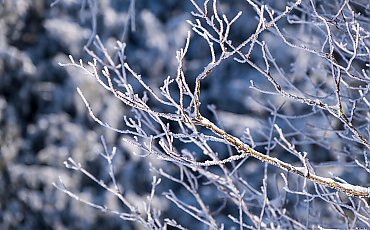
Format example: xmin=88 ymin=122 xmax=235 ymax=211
xmin=56 ymin=0 xmax=370 ymax=228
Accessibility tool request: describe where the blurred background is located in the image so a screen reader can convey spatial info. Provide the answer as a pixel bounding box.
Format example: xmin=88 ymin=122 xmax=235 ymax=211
xmin=0 ymin=1 xmax=234 ymax=229
xmin=1 ymin=0 xmax=369 ymax=229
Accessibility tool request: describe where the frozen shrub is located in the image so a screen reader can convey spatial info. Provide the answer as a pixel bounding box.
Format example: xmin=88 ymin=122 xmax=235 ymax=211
xmin=55 ymin=0 xmax=370 ymax=229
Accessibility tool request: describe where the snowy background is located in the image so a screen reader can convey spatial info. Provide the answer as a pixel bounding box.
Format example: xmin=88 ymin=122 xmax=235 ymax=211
xmin=1 ymin=0 xmax=369 ymax=229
